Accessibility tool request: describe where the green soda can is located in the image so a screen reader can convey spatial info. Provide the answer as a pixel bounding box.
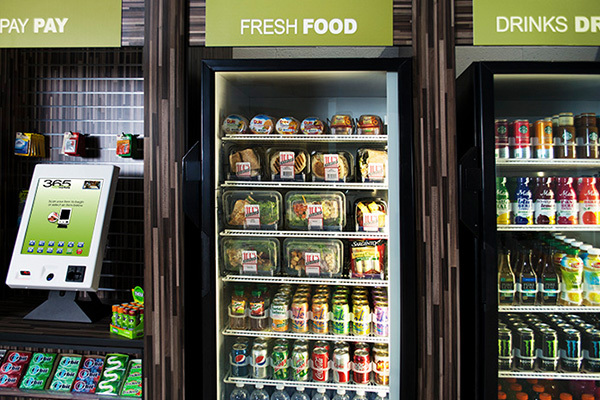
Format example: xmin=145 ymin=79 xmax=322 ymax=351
xmin=271 ymin=345 xmax=289 ymax=380
xmin=290 ymin=345 xmax=309 ymax=381
xmin=332 ymin=300 xmax=350 ymax=335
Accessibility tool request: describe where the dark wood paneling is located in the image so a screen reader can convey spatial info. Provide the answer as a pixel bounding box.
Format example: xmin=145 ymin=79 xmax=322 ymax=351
xmin=412 ymin=0 xmax=461 ymax=400
xmin=455 ymin=0 xmax=474 ymax=44
xmin=122 ymin=0 xmax=146 ymax=46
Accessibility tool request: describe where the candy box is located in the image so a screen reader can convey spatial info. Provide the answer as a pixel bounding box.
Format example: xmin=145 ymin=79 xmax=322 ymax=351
xmin=48 ymin=354 xmax=81 ymax=392
xmin=96 ymin=353 xmax=129 ymax=396
xmin=71 ymin=355 xmax=105 ymax=394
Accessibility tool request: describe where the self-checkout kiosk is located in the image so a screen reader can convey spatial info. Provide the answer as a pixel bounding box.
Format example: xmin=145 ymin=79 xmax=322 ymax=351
xmin=6 ymin=164 xmax=119 ymax=322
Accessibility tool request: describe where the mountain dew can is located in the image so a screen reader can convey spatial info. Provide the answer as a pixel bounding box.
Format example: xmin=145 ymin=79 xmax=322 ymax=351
xmin=271 ymin=345 xmax=289 ymax=380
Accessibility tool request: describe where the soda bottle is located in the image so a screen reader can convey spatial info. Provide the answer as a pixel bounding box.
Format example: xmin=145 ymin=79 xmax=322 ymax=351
xmin=533 ymin=177 xmax=556 ymax=224
xmin=497 ymin=177 xmax=512 ymax=225
xmin=514 ymin=177 xmax=534 ymax=225
xmin=231 ymin=384 xmax=250 ymax=400
xmin=250 ymin=385 xmax=270 ymax=400
xmin=312 ymin=388 xmax=330 ymax=400
xmin=558 ymin=247 xmax=584 ymax=306
xmin=579 ymin=177 xmax=600 ymax=224
xmin=583 ymin=248 xmax=600 ymax=306
xmin=290 ymin=387 xmax=310 ymax=400
xmin=271 ymin=385 xmax=291 ymax=400
xmin=351 ymin=390 xmax=368 ymax=400
xmin=517 ymin=249 xmax=538 ymax=305
xmin=556 ymin=177 xmax=578 ymax=225
xmin=537 ymin=247 xmax=560 ymax=305
xmin=498 ymin=249 xmax=516 ymax=305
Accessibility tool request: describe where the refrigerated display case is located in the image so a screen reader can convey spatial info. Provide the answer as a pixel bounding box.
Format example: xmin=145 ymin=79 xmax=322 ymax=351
xmin=185 ymin=59 xmax=416 ymax=400
xmin=458 ymin=62 xmax=600 ymax=400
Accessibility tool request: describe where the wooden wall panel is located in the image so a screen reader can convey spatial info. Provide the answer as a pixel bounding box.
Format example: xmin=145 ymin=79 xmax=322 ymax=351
xmin=455 ymin=0 xmax=474 ymax=44
xmin=122 ymin=0 xmax=145 ymax=46
xmin=412 ymin=0 xmax=461 ymax=400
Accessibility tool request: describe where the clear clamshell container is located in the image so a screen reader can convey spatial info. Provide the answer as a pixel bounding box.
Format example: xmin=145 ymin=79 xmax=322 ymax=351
xmin=357 ymin=148 xmax=388 ymax=183
xmin=285 ymin=191 xmax=346 ymax=231
xmin=222 ymin=237 xmax=279 ymax=276
xmin=266 ymin=148 xmax=310 ymax=182
xmin=227 ymin=147 xmax=263 ymax=181
xmin=223 ymin=190 xmax=282 ymax=230
xmin=355 ymin=198 xmax=388 ymax=232
xmin=310 ymin=151 xmax=354 ymax=183
xmin=283 ymin=238 xmax=343 ymax=278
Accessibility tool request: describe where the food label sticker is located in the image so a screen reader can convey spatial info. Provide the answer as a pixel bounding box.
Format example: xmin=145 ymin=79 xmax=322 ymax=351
xmin=279 ymin=151 xmax=295 ymax=180
xmin=307 ymin=204 xmax=324 ymax=230
xmin=324 ymin=154 xmax=339 ymax=181
xmin=236 ymin=162 xmax=252 ymax=178
xmin=244 ymin=204 xmax=261 ymax=228
xmin=305 ymin=252 xmax=321 ymax=276
xmin=362 ymin=213 xmax=379 ymax=231
xmin=242 ymin=250 xmax=258 ymax=274
xmin=368 ymin=163 xmax=385 ymax=180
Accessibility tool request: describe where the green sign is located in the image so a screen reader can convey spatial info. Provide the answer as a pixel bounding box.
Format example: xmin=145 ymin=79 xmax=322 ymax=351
xmin=0 ymin=0 xmax=122 ymax=48
xmin=474 ymin=0 xmax=600 ymax=46
xmin=206 ymin=0 xmax=392 ymax=47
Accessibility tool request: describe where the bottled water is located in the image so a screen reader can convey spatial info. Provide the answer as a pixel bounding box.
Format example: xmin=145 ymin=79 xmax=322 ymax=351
xmin=374 ymin=392 xmax=388 ymax=400
xmin=231 ymin=383 xmax=250 ymax=400
xmin=291 ymin=387 xmax=311 ymax=400
xmin=271 ymin=385 xmax=291 ymax=400
xmin=351 ymin=390 xmax=368 ymax=400
xmin=332 ymin=390 xmax=350 ymax=400
xmin=250 ymin=384 xmax=270 ymax=400
xmin=312 ymin=388 xmax=330 ymax=400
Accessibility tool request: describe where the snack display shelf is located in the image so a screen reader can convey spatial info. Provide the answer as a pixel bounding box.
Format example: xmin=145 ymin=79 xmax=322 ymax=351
xmin=498 ymin=371 xmax=600 ymax=381
xmin=220 ymin=230 xmax=389 ymax=240
xmin=497 ymin=225 xmax=600 ymax=232
xmin=222 ymin=181 xmax=388 ymax=191
xmin=496 ymin=158 xmax=600 ymax=169
xmin=222 ymin=328 xmax=390 ymax=344
xmin=499 ymin=305 xmax=600 ymax=313
xmin=223 ymin=373 xmax=390 ymax=394
xmin=0 ymin=388 xmax=135 ymax=399
xmin=221 ymin=134 xmax=389 ymax=143
xmin=221 ymin=275 xmax=389 ymax=287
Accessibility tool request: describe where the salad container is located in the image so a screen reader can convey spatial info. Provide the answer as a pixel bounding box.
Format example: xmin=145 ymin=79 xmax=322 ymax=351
xmin=283 ymin=238 xmax=343 ymax=277
xmin=223 ymin=190 xmax=282 ymax=230
xmin=222 ymin=237 xmax=279 ymax=276
xmin=285 ymin=191 xmax=346 ymax=231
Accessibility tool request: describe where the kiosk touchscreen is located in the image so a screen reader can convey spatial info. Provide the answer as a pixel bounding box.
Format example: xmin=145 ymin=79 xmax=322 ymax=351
xmin=6 ymin=164 xmax=119 ymax=322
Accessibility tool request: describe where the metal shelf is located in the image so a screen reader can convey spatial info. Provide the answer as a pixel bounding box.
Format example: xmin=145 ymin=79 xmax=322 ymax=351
xmin=224 ymin=373 xmax=390 ymax=394
xmin=497 ymin=224 xmax=600 ymax=231
xmin=496 ymin=158 xmax=600 ymax=170
xmin=499 ymin=305 xmax=600 ymax=313
xmin=499 ymin=370 xmax=600 ymax=381
xmin=221 ymin=134 xmax=389 ymax=143
xmin=221 ymin=181 xmax=388 ymax=191
xmin=221 ymin=229 xmax=388 ymax=240
xmin=222 ymin=328 xmax=390 ymax=343
xmin=221 ymin=275 xmax=389 ymax=287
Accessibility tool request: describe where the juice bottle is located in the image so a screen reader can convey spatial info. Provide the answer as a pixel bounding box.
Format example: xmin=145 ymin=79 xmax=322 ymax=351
xmin=498 ymin=249 xmax=516 ymax=305
xmin=249 ymin=289 xmax=268 ymax=331
xmin=583 ymin=247 xmax=600 ymax=306
xmin=556 ymin=177 xmax=578 ymax=225
xmin=497 ymin=177 xmax=512 ymax=225
xmin=514 ymin=177 xmax=534 ymax=225
xmin=230 ymin=286 xmax=248 ymax=329
xmin=517 ymin=249 xmax=538 ymax=305
xmin=579 ymin=177 xmax=600 ymax=225
xmin=537 ymin=247 xmax=560 ymax=305
xmin=533 ymin=177 xmax=556 ymax=225
xmin=558 ymin=247 xmax=584 ymax=306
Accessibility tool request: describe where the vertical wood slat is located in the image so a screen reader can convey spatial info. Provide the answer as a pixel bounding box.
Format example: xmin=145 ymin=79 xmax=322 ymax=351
xmin=412 ymin=1 xmax=461 ymax=400
xmin=144 ymin=0 xmax=187 ymax=399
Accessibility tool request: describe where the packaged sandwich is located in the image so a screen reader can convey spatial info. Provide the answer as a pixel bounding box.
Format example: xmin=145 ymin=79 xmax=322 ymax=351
xmin=222 ymin=114 xmax=249 ymax=135
xmin=300 ymin=117 xmax=327 ymax=135
xmin=228 ymin=147 xmax=263 ymax=180
xmin=355 ymin=199 xmax=387 ymax=232
xmin=276 ymin=117 xmax=300 ymax=135
xmin=349 ymin=239 xmax=386 ymax=279
xmin=329 ymin=114 xmax=354 ymax=135
xmin=311 ymin=151 xmax=353 ymax=182
xmin=267 ymin=148 xmax=309 ymax=181
xmin=358 ymin=148 xmax=388 ymax=183
xmin=249 ymin=114 xmax=276 ymax=134
xmin=356 ymin=115 xmax=384 ymax=135
xmin=223 ymin=190 xmax=282 ymax=230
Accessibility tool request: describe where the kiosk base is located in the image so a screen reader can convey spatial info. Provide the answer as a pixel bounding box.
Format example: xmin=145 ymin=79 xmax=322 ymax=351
xmin=24 ymin=291 xmax=107 ymax=323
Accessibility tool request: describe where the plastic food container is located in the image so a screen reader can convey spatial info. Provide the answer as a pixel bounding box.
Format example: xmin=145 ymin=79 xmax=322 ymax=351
xmin=349 ymin=239 xmax=386 ymax=279
xmin=355 ymin=198 xmax=387 ymax=232
xmin=223 ymin=190 xmax=282 ymax=230
xmin=283 ymin=238 xmax=343 ymax=277
xmin=357 ymin=148 xmax=388 ymax=183
xmin=310 ymin=151 xmax=354 ymax=182
xmin=227 ymin=147 xmax=263 ymax=180
xmin=300 ymin=117 xmax=327 ymax=135
xmin=285 ymin=191 xmax=346 ymax=231
xmin=267 ymin=148 xmax=309 ymax=181
xmin=329 ymin=114 xmax=354 ymax=135
xmin=249 ymin=114 xmax=276 ymax=134
xmin=222 ymin=237 xmax=279 ymax=276
xmin=356 ymin=115 xmax=384 ymax=135
xmin=222 ymin=114 xmax=248 ymax=135
xmin=276 ymin=117 xmax=300 ymax=135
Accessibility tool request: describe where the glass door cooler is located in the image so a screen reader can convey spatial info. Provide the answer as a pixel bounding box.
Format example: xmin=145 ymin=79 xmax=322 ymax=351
xmin=458 ymin=62 xmax=600 ymax=400
xmin=187 ymin=59 xmax=416 ymax=400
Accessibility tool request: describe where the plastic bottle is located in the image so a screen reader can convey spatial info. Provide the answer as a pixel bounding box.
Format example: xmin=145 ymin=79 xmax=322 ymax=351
xmin=230 ymin=286 xmax=248 ymax=329
xmin=579 ymin=177 xmax=600 ymax=224
xmin=250 ymin=385 xmax=270 ymax=400
xmin=373 ymin=391 xmax=387 ymax=400
xmin=351 ymin=390 xmax=368 ymax=400
xmin=312 ymin=388 xmax=329 ymax=400
xmin=332 ymin=390 xmax=351 ymax=400
xmin=291 ymin=387 xmax=310 ymax=400
xmin=583 ymin=247 xmax=600 ymax=306
xmin=231 ymin=383 xmax=250 ymax=400
xmin=557 ymin=177 xmax=578 ymax=225
xmin=497 ymin=176 xmax=512 ymax=225
xmin=516 ymin=393 xmax=529 ymax=400
xmin=517 ymin=249 xmax=538 ymax=305
xmin=558 ymin=247 xmax=584 ymax=306
xmin=514 ymin=177 xmax=534 ymax=225
xmin=271 ymin=385 xmax=291 ymax=400
xmin=498 ymin=249 xmax=516 ymax=305
xmin=249 ymin=288 xmax=268 ymax=331
xmin=534 ymin=177 xmax=556 ymax=224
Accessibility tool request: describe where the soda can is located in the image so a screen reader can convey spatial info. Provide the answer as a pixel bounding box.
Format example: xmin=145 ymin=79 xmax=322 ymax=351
xmin=512 ymin=119 xmax=531 ymax=159
xmin=274 ymin=339 xmax=289 ymax=349
xmin=538 ymin=328 xmax=558 ymax=372
xmin=373 ymin=348 xmax=390 ymax=386
xmin=291 ymin=299 xmax=309 ymax=333
xmin=312 ymin=298 xmax=329 ymax=334
xmin=373 ymin=302 xmax=389 ymax=337
xmin=516 ymin=328 xmax=536 ymax=371
xmin=252 ymin=344 xmax=268 ymax=379
xmin=231 ymin=343 xmax=249 ymax=377
xmin=271 ymin=299 xmax=289 ymax=332
xmin=584 ymin=328 xmax=600 ymax=372
xmin=314 ymin=341 xmax=331 ymax=353
xmin=498 ymin=327 xmax=513 ymax=371
xmin=311 ymin=347 xmax=329 ymax=382
xmin=495 ymin=119 xmax=510 ymax=158
xmin=352 ymin=300 xmax=371 ymax=336
xmin=332 ymin=300 xmax=350 ymax=335
xmin=332 ymin=348 xmax=350 ymax=383
xmin=561 ymin=328 xmax=582 ymax=372
xmin=334 ymin=341 xmax=350 ymax=353
xmin=290 ymin=346 xmax=309 ymax=381
xmin=271 ymin=345 xmax=289 ymax=380
xmin=352 ymin=349 xmax=371 ymax=384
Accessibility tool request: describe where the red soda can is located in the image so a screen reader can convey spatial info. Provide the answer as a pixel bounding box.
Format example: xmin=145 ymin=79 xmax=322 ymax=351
xmin=352 ymin=349 xmax=371 ymax=384
xmin=333 ymin=348 xmax=351 ymax=383
xmin=311 ymin=347 xmax=329 ymax=382
xmin=314 ymin=341 xmax=330 ymax=353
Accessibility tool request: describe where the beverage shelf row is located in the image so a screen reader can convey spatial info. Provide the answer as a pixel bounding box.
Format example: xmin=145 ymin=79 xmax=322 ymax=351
xmin=221 ymin=230 xmax=388 ymax=240
xmin=498 ymin=225 xmax=600 ymax=232
xmin=221 ymin=135 xmax=389 ymax=143
xmin=221 ymin=181 xmax=388 ymax=191
xmin=222 ymin=328 xmax=390 ymax=344
xmin=221 ymin=275 xmax=389 ymax=287
xmin=499 ymin=306 xmax=600 ymax=313
xmin=496 ymin=159 xmax=600 ymax=169
xmin=499 ymin=371 xmax=600 ymax=381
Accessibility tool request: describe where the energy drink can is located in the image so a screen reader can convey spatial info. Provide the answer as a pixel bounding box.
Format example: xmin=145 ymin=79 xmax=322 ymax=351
xmin=498 ymin=327 xmax=513 ymax=371
xmin=561 ymin=328 xmax=582 ymax=372
xmin=539 ymin=328 xmax=559 ymax=372
xmin=516 ymin=328 xmax=536 ymax=371
xmin=584 ymin=328 xmax=600 ymax=372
